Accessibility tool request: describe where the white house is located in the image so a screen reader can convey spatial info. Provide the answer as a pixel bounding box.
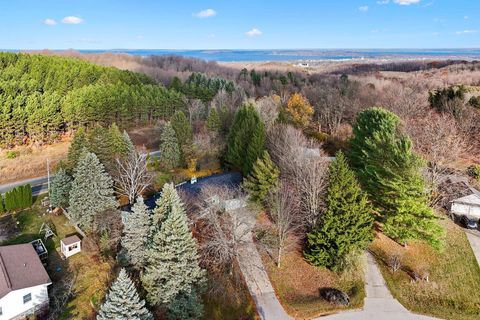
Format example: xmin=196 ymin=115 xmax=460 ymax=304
xmin=0 ymin=244 xmax=51 ymax=320
xmin=450 ymin=193 xmax=480 ymax=220
xmin=60 ymin=235 xmax=81 ymax=259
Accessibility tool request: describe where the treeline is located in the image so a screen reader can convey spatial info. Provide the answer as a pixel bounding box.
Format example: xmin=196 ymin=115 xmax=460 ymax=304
xmin=0 ymin=53 xmax=186 ymax=146
xmin=169 ymin=72 xmax=236 ymax=103
xmin=330 ymin=59 xmax=472 ymax=75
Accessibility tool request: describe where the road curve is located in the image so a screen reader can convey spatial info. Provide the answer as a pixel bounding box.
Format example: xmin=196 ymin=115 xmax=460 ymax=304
xmin=0 ymin=150 xmax=161 ymax=196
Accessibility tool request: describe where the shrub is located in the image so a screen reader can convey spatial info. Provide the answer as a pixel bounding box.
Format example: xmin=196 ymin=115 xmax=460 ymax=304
xmin=467 ymin=165 xmax=480 ymax=182
xmin=4 ymin=184 xmax=33 ymax=211
xmin=468 ymin=96 xmax=480 ymax=109
xmin=5 ymin=150 xmax=19 ymax=159
xmin=0 ymin=195 xmax=4 ymax=213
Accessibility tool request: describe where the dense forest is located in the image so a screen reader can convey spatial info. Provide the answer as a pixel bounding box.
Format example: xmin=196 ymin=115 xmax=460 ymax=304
xmin=0 ymin=53 xmax=185 ymax=146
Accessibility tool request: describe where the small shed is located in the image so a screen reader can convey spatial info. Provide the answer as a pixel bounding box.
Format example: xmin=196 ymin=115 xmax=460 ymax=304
xmin=61 ymin=235 xmax=81 ymax=258
xmin=450 ymin=193 xmax=480 ymax=220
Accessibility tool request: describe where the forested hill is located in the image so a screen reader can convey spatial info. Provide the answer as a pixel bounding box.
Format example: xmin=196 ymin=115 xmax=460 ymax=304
xmin=0 ymin=53 xmax=186 ymax=147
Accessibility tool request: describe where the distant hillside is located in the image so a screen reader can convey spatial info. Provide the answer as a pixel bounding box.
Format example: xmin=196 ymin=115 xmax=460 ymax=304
xmin=0 ymin=53 xmax=185 ymax=147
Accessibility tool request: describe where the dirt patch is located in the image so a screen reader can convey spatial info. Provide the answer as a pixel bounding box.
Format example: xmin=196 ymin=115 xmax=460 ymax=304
xmin=0 ymin=214 xmax=20 ymax=243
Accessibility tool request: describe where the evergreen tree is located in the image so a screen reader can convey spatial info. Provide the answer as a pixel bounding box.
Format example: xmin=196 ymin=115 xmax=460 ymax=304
xmin=142 ymin=183 xmax=205 ymax=306
xmin=67 ymin=127 xmax=89 ymax=168
xmin=68 ymin=151 xmax=117 ymax=231
xmin=97 ymin=268 xmax=153 ymax=320
xmin=122 ymin=130 xmax=135 ymax=155
xmin=167 ymin=290 xmax=204 ymax=320
xmin=348 ymin=108 xmax=443 ymax=249
xmin=304 ymin=152 xmax=374 ymax=269
xmin=109 ymin=123 xmax=130 ymax=157
xmin=121 ymin=197 xmax=151 ymax=269
xmin=206 ymin=107 xmax=221 ymax=133
xmin=225 ymin=103 xmax=266 ymax=175
xmin=170 ymin=111 xmax=193 ymax=146
xmin=244 ymin=151 xmax=280 ymax=203
xmin=50 ymin=168 xmax=73 ymax=208
xmin=159 ymin=123 xmax=181 ymax=169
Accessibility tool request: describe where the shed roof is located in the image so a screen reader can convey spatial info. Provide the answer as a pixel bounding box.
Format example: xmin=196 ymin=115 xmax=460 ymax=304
xmin=0 ymin=244 xmax=51 ymax=299
xmin=451 ymin=193 xmax=480 ymax=207
xmin=61 ymin=235 xmax=81 ymax=246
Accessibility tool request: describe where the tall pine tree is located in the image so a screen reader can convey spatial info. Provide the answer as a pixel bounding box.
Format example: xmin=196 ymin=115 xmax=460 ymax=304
xmin=50 ymin=168 xmax=72 ymax=209
xmin=121 ymin=197 xmax=151 ymax=269
xmin=225 ymin=103 xmax=265 ymax=175
xmin=348 ymin=108 xmax=443 ymax=249
xmin=68 ymin=151 xmax=117 ymax=231
xmin=97 ymin=269 xmax=153 ymax=320
xmin=159 ymin=122 xmax=181 ymax=169
xmin=206 ymin=107 xmax=221 ymax=133
xmin=244 ymin=151 xmax=280 ymax=204
xmin=67 ymin=127 xmax=89 ymax=168
xmin=141 ymin=183 xmax=205 ymax=306
xmin=171 ymin=111 xmax=193 ymax=147
xmin=304 ymin=152 xmax=374 ymax=269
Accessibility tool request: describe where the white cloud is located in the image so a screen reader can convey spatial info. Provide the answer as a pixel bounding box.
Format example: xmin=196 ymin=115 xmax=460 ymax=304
xmin=207 ymin=33 xmax=216 ymax=39
xmin=194 ymin=9 xmax=217 ymax=18
xmin=359 ymin=5 xmax=369 ymax=12
xmin=135 ymin=35 xmax=144 ymax=40
xmin=377 ymin=0 xmax=390 ymax=4
xmin=456 ymin=29 xmax=477 ymax=35
xmin=464 ymin=16 xmax=469 ymax=20
xmin=245 ymin=28 xmax=262 ymax=37
xmin=394 ymin=0 xmax=421 ymax=5
xmin=43 ymin=18 xmax=56 ymax=26
xmin=62 ymin=16 xmax=84 ymax=24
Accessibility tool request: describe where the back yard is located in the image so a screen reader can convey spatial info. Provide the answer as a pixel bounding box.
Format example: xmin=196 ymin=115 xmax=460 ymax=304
xmin=0 ymin=196 xmax=113 ymax=320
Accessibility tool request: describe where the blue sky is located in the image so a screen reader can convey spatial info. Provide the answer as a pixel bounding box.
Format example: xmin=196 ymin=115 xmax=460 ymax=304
xmin=0 ymin=0 xmax=478 ymax=49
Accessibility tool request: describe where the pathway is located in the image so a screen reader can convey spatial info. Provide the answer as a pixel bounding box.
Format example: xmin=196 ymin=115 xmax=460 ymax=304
xmin=318 ymin=253 xmax=439 ymax=320
xmin=464 ymin=229 xmax=480 ymax=266
xmin=231 ymin=208 xmax=293 ymax=320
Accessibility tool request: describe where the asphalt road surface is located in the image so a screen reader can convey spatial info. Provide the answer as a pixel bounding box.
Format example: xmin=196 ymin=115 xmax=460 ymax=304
xmin=0 ymin=150 xmax=161 ymax=196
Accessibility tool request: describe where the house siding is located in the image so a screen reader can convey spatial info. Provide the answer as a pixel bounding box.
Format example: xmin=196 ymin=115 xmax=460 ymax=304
xmin=0 ymin=284 xmax=50 ymax=320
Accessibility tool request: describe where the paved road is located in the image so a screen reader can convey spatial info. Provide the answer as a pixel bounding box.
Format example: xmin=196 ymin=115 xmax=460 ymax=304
xmin=0 ymin=150 xmax=161 ymax=196
xmin=230 ymin=208 xmax=293 ymax=320
xmin=464 ymin=229 xmax=480 ymax=266
xmin=319 ymin=253 xmax=439 ymax=320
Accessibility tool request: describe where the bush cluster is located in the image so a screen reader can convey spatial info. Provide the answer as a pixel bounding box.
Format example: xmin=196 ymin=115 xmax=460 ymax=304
xmin=2 ymin=184 xmax=33 ymax=212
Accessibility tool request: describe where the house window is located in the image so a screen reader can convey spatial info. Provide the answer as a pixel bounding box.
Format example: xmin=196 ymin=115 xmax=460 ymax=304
xmin=0 ymin=306 xmax=2 ymax=315
xmin=23 ymin=293 xmax=32 ymax=304
xmin=69 ymin=243 xmax=78 ymax=251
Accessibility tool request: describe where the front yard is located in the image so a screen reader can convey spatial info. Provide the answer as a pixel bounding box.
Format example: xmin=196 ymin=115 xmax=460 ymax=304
xmin=370 ymin=218 xmax=480 ymax=320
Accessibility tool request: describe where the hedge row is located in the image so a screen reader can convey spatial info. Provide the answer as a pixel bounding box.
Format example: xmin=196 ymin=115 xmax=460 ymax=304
xmin=1 ymin=184 xmax=33 ymax=212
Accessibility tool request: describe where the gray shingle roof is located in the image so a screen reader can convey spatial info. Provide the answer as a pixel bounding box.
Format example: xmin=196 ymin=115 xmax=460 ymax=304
xmin=61 ymin=235 xmax=81 ymax=246
xmin=0 ymin=244 xmax=51 ymax=299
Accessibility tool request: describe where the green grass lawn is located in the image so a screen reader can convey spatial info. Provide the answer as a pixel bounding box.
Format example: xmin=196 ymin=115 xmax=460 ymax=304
xmin=370 ymin=218 xmax=480 ymax=320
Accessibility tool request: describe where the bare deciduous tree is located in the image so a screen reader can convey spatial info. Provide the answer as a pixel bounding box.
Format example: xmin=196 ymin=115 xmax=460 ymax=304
xmin=191 ymin=185 xmax=251 ymax=275
xmin=267 ymin=183 xmax=301 ymax=267
xmin=267 ymin=124 xmax=329 ymax=227
xmin=254 ymin=96 xmax=280 ymax=129
xmin=405 ymin=112 xmax=467 ymax=204
xmin=115 ymin=151 xmax=153 ymax=204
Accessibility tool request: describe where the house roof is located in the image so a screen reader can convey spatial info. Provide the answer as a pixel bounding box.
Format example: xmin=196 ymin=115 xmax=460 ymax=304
xmin=451 ymin=193 xmax=480 ymax=207
xmin=0 ymin=244 xmax=51 ymax=299
xmin=61 ymin=235 xmax=81 ymax=246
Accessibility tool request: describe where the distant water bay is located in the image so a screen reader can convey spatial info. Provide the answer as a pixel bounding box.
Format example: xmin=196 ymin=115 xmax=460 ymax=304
xmin=78 ymin=49 xmax=480 ymax=62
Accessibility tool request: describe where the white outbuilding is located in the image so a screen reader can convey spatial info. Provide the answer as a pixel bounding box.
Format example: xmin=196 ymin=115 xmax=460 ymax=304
xmin=60 ymin=235 xmax=81 ymax=259
xmin=450 ymin=193 xmax=480 ymax=220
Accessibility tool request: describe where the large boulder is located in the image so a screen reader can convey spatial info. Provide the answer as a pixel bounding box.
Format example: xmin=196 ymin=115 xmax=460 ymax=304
xmin=320 ymin=288 xmax=350 ymax=306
